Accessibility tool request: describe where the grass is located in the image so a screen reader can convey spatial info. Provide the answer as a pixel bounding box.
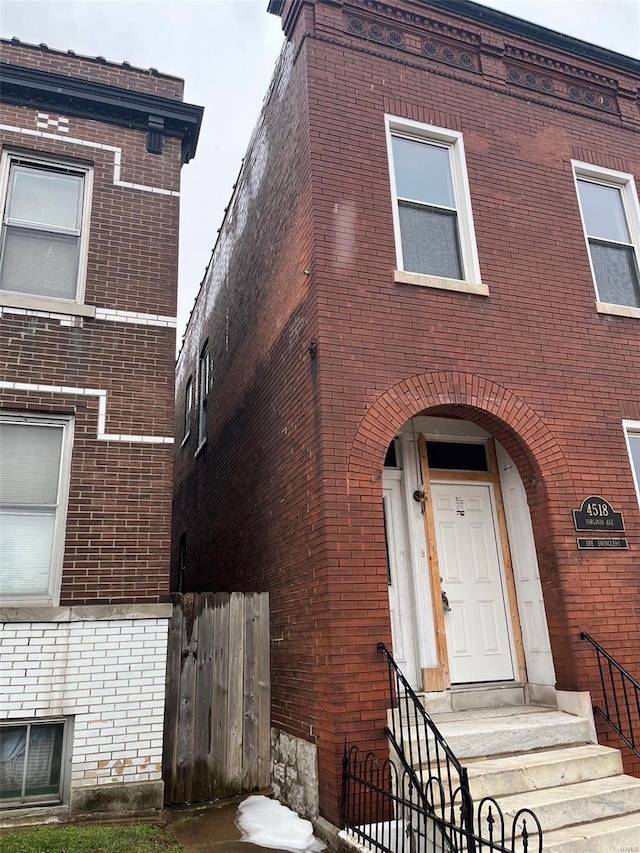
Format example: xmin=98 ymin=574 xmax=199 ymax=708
xmin=0 ymin=823 xmax=182 ymax=853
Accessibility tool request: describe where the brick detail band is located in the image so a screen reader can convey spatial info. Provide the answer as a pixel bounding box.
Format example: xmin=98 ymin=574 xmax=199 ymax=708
xmin=0 ymin=123 xmax=180 ymax=197
xmin=0 ymin=381 xmax=174 ymax=444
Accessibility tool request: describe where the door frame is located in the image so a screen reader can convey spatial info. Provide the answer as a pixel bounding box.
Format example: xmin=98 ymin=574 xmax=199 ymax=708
xmin=417 ymin=434 xmax=527 ymax=690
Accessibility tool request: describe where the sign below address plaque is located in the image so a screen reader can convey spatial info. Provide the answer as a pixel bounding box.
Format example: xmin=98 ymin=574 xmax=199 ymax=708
xmin=573 ymin=496 xmax=625 ymax=533
xmin=577 ymin=537 xmax=628 ymax=550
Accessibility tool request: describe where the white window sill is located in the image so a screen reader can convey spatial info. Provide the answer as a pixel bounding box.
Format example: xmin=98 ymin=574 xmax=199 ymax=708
xmin=394 ymin=270 xmax=489 ymax=296
xmin=596 ymin=301 xmax=640 ymax=320
xmin=0 ymin=292 xmax=96 ymax=318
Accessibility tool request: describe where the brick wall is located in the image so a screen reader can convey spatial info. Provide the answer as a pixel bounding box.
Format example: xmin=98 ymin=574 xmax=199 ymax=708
xmin=174 ymin=0 xmax=640 ymax=821
xmin=0 ymin=611 xmax=169 ymax=812
xmin=1 ymin=38 xmax=184 ymax=99
xmin=1 ymin=40 xmax=197 ymax=819
xmin=0 ymin=43 xmax=183 ymax=605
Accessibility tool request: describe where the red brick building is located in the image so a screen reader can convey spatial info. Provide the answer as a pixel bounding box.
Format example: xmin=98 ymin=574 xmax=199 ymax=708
xmin=172 ymin=0 xmax=640 ymax=829
xmin=0 ymin=39 xmax=202 ymax=820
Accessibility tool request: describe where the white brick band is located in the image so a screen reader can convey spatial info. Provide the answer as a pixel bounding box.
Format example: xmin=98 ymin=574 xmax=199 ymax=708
xmin=0 ymin=123 xmax=180 ymax=197
xmin=0 ymin=381 xmax=174 ymax=444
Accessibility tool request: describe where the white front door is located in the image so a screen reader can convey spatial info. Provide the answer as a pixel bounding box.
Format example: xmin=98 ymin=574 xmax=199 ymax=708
xmin=432 ymin=481 xmax=515 ymax=684
xmin=383 ymin=472 xmax=420 ymax=688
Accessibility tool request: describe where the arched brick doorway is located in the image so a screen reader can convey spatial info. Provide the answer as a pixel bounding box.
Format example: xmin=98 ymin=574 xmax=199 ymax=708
xmin=346 ymin=371 xmax=580 ymax=692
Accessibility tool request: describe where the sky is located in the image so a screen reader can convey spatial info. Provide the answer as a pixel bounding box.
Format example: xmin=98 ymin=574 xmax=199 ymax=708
xmin=1 ymin=0 xmax=638 ymax=341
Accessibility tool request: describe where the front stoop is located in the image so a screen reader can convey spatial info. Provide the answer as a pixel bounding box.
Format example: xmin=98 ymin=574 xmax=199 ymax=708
xmin=391 ymin=693 xmax=640 ymax=852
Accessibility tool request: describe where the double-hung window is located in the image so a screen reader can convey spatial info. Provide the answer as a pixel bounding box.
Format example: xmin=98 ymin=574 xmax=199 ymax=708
xmin=0 ymin=153 xmax=92 ymax=304
xmin=386 ymin=117 xmax=484 ymax=293
xmin=573 ymin=162 xmax=640 ymax=315
xmin=0 ymin=414 xmax=73 ymax=606
xmin=624 ymin=421 xmax=640 ymax=508
xmin=183 ymin=377 xmax=193 ymax=444
xmin=197 ymin=342 xmax=212 ymax=449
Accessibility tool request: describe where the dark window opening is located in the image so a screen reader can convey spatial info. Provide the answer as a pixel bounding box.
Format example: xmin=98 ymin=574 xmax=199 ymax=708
xmin=384 ymin=440 xmax=398 ymax=468
xmin=426 ymin=441 xmax=488 ymax=472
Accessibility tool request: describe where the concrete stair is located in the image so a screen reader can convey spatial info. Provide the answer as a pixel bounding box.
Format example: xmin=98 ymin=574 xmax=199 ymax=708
xmin=389 ymin=691 xmax=640 ymax=852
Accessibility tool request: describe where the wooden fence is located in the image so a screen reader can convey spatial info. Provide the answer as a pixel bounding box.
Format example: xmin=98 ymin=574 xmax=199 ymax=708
xmin=163 ymin=592 xmax=270 ymax=804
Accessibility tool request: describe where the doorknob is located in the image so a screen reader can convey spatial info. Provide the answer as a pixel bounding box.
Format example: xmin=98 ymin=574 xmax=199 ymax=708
xmin=442 ymin=590 xmax=452 ymax=612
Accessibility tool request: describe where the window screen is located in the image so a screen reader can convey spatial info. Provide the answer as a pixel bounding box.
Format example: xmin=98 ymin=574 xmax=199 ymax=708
xmin=391 ymin=135 xmax=463 ymax=279
xmin=0 ymin=721 xmax=65 ymax=806
xmin=0 ymin=162 xmax=85 ymax=300
xmin=577 ymin=178 xmax=640 ymax=308
xmin=0 ymin=420 xmax=67 ymax=598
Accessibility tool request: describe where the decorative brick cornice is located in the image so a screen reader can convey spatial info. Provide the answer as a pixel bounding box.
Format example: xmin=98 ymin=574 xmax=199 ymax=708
xmin=344 ymin=4 xmax=482 ymax=73
xmin=339 ymin=2 xmax=633 ymax=120
xmin=0 ymin=61 xmax=203 ymax=162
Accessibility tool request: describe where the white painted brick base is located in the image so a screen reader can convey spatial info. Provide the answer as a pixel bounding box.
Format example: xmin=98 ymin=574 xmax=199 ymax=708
xmin=0 ymin=607 xmax=170 ymax=812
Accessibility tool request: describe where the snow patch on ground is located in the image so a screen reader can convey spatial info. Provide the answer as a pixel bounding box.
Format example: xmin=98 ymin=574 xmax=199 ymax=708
xmin=236 ymin=795 xmax=326 ymax=853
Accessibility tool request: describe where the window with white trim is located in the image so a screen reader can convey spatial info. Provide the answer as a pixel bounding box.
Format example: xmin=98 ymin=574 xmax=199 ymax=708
xmin=0 ymin=718 xmax=69 ymax=807
xmin=624 ymin=421 xmax=640 ymax=507
xmin=0 ymin=414 xmax=73 ymax=606
xmin=573 ymin=162 xmax=640 ymax=313
xmin=197 ymin=342 xmax=211 ymax=449
xmin=386 ymin=117 xmax=482 ymax=291
xmin=0 ymin=153 xmax=92 ymax=303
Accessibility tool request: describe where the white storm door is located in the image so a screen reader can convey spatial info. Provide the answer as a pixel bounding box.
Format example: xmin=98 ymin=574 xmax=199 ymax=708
xmin=383 ymin=473 xmax=420 ymax=689
xmin=431 ymin=482 xmax=514 ymax=684
xmin=497 ymin=444 xmax=555 ymax=685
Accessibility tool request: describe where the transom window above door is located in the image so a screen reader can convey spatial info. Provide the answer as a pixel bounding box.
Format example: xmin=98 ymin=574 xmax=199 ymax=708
xmin=426 ymin=441 xmax=489 ymax=472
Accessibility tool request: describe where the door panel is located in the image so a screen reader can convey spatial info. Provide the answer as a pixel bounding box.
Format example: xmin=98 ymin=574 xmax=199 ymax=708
xmin=496 ymin=444 xmax=556 ymax=685
xmin=383 ymin=474 xmax=420 ymax=688
xmin=432 ymin=482 xmax=514 ymax=683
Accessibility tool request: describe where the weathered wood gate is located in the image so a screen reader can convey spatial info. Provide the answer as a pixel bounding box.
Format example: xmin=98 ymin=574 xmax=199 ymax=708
xmin=163 ymin=592 xmax=270 ymax=804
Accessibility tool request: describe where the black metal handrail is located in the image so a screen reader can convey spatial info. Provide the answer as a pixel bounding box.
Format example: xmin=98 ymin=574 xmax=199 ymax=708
xmin=377 ymin=642 xmax=476 ymax=849
xmin=342 ymin=744 xmax=542 ymax=853
xmin=341 ymin=643 xmax=542 ymax=853
xmin=581 ymin=631 xmax=640 ymax=758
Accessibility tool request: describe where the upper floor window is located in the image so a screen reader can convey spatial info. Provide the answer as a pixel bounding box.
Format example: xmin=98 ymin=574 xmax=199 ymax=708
xmin=573 ymin=162 xmax=640 ymax=316
xmin=197 ymin=342 xmax=212 ymax=449
xmin=0 ymin=414 xmax=73 ymax=606
xmin=0 ymin=153 xmax=92 ymax=304
xmin=624 ymin=421 xmax=640 ymax=508
xmin=183 ymin=376 xmax=193 ymax=444
xmin=386 ymin=117 xmax=484 ymax=294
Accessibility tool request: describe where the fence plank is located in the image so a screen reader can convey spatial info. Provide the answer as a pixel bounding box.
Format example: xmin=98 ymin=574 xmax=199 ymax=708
xmin=174 ymin=593 xmax=197 ymax=803
xmin=192 ymin=593 xmax=214 ymax=801
xmin=162 ymin=593 xmax=183 ymax=804
xmin=226 ymin=592 xmax=246 ymax=792
xmin=243 ymin=593 xmax=259 ymax=791
xmin=211 ymin=592 xmax=230 ymax=798
xmin=257 ymin=592 xmax=271 ymax=789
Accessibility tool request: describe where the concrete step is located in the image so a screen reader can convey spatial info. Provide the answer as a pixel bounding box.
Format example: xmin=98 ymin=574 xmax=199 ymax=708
xmin=460 ymin=744 xmax=623 ymax=800
xmin=419 ymin=684 xmax=527 ymax=714
xmin=424 ymin=709 xmax=592 ymax=760
xmin=543 ymin=811 xmax=640 ymax=852
xmin=451 ymin=684 xmax=526 ymax=712
xmin=388 ymin=700 xmax=640 ymax=852
xmin=497 ymin=774 xmax=640 ymax=833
